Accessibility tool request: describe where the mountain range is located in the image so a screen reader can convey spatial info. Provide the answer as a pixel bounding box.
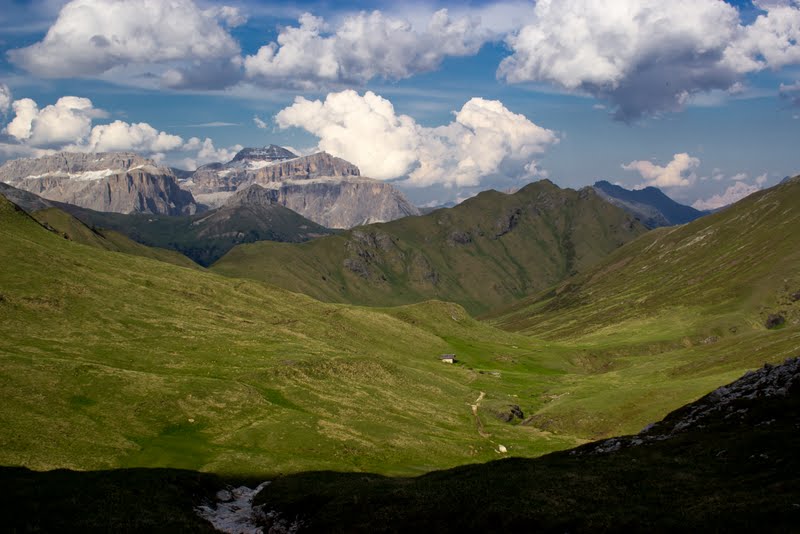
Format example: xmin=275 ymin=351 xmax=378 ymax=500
xmin=212 ymin=180 xmax=647 ymax=314
xmin=0 ymin=143 xmax=797 ymax=531
xmin=0 ymin=152 xmax=198 ymax=216
xmin=182 ymin=146 xmax=420 ymax=228
xmin=593 ymin=179 xmax=706 ymax=227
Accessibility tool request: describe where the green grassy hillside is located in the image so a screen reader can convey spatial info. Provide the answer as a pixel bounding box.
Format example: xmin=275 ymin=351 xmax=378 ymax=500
xmin=58 ymin=191 xmax=334 ymax=266
xmin=32 ymin=207 xmax=201 ymax=269
xmin=212 ymin=180 xmax=647 ymax=315
xmin=0 ymin=194 xmax=583 ymax=477
xmin=482 ymin=177 xmax=800 ymax=438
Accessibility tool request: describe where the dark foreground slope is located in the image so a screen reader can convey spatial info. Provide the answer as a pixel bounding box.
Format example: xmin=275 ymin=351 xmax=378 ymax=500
xmin=250 ymin=358 xmax=800 ymax=533
xmin=213 ymin=180 xmax=647 ymax=314
xmin=4 ymin=357 xmax=798 ymax=533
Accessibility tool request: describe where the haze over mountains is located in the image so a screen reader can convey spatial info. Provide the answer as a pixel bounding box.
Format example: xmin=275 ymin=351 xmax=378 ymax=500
xmin=593 ymin=179 xmax=707 ymax=228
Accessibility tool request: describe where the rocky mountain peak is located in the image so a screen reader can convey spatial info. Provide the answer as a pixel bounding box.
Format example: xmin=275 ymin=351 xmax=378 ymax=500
xmin=252 ymin=151 xmax=361 ymax=181
xmin=231 ymin=145 xmax=298 ymax=164
xmin=224 ymin=184 xmax=279 ymax=208
xmin=0 ymin=151 xmax=196 ymax=215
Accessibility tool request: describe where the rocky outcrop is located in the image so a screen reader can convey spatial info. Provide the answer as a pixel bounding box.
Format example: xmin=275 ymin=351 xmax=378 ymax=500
xmin=181 ymin=148 xmax=418 ymax=229
xmin=0 ymin=152 xmax=197 ymax=215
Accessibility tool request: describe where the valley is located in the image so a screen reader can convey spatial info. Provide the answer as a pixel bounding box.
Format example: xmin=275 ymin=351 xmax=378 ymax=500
xmin=1 ymin=150 xmax=798 ymax=531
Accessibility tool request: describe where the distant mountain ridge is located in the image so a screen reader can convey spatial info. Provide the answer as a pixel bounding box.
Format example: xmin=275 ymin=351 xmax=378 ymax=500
xmin=56 ymin=183 xmax=335 ymax=266
xmin=0 ymin=152 xmax=197 ymax=216
xmin=182 ymin=147 xmax=418 ymax=228
xmin=212 ymin=180 xmax=647 ymax=314
xmin=593 ymin=180 xmax=706 ymax=227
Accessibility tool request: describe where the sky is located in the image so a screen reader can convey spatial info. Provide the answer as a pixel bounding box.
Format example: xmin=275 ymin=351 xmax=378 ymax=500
xmin=0 ymin=0 xmax=799 ymax=208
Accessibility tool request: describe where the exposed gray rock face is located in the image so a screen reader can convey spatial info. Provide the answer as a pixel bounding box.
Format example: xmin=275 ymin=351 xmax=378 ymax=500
xmin=0 ymin=152 xmax=197 ymax=215
xmin=182 ymin=149 xmax=418 ymax=229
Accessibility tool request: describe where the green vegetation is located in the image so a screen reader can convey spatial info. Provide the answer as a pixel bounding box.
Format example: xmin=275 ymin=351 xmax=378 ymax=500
xmin=2 ymin=178 xmax=799 ymax=530
xmin=58 ymin=195 xmax=334 ymax=266
xmin=32 ymin=207 xmax=201 ymax=269
xmin=253 ymin=363 xmax=800 ymax=532
xmin=0 ymin=195 xmax=579 ymax=478
xmin=212 ymin=180 xmax=647 ymax=315
xmin=483 ymin=176 xmax=800 ymax=438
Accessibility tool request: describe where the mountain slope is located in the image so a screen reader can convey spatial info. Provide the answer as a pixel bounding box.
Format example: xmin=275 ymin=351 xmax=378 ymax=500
xmin=56 ymin=184 xmax=335 ymax=266
xmin=252 ymin=357 xmax=800 ymax=533
xmin=212 ymin=180 xmax=647 ymax=314
xmin=593 ymin=180 xmax=706 ymax=227
xmin=5 ymin=357 xmax=798 ymax=532
xmin=183 ymin=148 xmax=420 ymax=228
xmin=0 ymin=152 xmax=197 ymax=215
xmin=0 ymin=193 xmax=582 ymax=475
xmin=0 ymin=183 xmax=199 ymax=269
xmin=494 ymin=176 xmax=800 ymax=339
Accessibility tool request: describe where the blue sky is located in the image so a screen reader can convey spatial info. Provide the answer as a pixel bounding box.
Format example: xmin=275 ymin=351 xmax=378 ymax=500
xmin=1 ymin=0 xmax=799 ymax=207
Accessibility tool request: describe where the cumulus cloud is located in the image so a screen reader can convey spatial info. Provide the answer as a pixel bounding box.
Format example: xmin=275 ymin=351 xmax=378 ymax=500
xmin=181 ymin=137 xmax=243 ymax=170
xmin=5 ymin=96 xmax=107 ymax=147
xmin=0 ymin=84 xmax=11 ymax=115
xmin=622 ymin=153 xmax=700 ymax=188
xmin=2 ymin=93 xmax=192 ymax=159
xmin=724 ymin=1 xmax=800 ymax=73
xmin=692 ymin=181 xmax=762 ymax=210
xmin=79 ymin=120 xmax=184 ymax=153
xmin=275 ymin=90 xmax=557 ymax=187
xmin=244 ymin=9 xmax=490 ymax=88
xmin=498 ymin=0 xmax=800 ymax=120
xmin=253 ymin=116 xmax=268 ymax=129
xmin=8 ymin=0 xmax=241 ymax=80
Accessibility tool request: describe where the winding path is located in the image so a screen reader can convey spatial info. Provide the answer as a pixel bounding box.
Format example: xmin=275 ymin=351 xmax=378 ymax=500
xmin=470 ymin=391 xmax=490 ymax=438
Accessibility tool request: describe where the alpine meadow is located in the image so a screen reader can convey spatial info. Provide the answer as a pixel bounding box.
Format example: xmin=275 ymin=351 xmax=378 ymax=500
xmin=1 ymin=0 xmax=800 ymax=532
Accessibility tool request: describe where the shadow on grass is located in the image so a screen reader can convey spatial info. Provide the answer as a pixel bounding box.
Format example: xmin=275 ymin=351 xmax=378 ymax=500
xmin=3 ymin=374 xmax=800 ymax=533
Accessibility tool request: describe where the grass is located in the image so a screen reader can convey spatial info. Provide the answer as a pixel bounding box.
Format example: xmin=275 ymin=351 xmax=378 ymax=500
xmin=2 ymin=179 xmax=800 ymax=530
xmin=211 ymin=180 xmax=647 ymax=315
xmin=0 ymin=195 xmax=580 ymax=477
xmin=56 ymin=196 xmax=334 ymax=266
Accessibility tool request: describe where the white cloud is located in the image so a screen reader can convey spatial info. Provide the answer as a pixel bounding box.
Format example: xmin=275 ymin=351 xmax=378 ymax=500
xmin=730 ymin=172 xmax=749 ymax=181
xmin=724 ymin=2 xmax=800 ymax=73
xmin=498 ymin=0 xmax=800 ymax=120
xmin=244 ymin=9 xmax=490 ymax=88
xmin=0 ymin=84 xmax=11 ymax=115
xmin=275 ymin=90 xmax=558 ymax=187
xmin=181 ymin=137 xmax=243 ymax=170
xmin=755 ymin=172 xmax=769 ymax=186
xmin=8 ymin=0 xmax=241 ymax=80
xmin=2 ymin=93 xmax=191 ymax=159
xmin=622 ymin=153 xmax=700 ymax=188
xmin=692 ymin=181 xmax=762 ymax=210
xmin=5 ymin=96 xmax=107 ymax=147
xmin=79 ymin=120 xmax=183 ymax=153
xmin=253 ymin=116 xmax=268 ymax=129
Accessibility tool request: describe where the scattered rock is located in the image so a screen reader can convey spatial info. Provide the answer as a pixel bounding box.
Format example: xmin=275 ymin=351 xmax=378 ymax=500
xmin=343 ymin=258 xmax=370 ymax=279
xmin=448 ymin=231 xmax=472 ymax=245
xmin=766 ymin=314 xmax=786 ymax=329
xmin=791 ymin=291 xmax=800 ymax=302
xmin=494 ymin=404 xmax=524 ymax=423
xmin=497 ymin=444 xmax=508 ymax=453
xmin=701 ymin=336 xmax=719 ymax=345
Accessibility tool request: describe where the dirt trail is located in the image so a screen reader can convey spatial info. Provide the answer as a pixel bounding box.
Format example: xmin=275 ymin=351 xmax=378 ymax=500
xmin=470 ymin=391 xmax=490 ymax=438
